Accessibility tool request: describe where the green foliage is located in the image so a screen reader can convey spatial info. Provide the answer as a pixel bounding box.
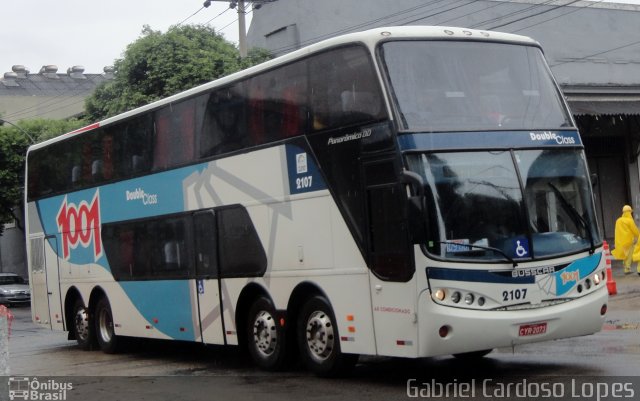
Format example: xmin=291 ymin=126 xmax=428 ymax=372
xmin=0 ymin=118 xmax=86 ymax=233
xmin=85 ymin=24 xmax=273 ymax=121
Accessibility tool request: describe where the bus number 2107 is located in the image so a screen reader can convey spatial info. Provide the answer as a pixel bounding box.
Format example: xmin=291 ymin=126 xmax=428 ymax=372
xmin=296 ymin=176 xmax=313 ymax=190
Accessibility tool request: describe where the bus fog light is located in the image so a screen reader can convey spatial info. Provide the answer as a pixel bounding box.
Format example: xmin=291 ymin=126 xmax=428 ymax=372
xmin=434 ymin=289 xmax=446 ymax=301
xmin=477 ymin=297 xmax=485 ymax=307
xmin=451 ymin=291 xmax=461 ymax=303
xmin=464 ymin=293 xmax=474 ymax=305
xmin=439 ymin=325 xmax=450 ymax=338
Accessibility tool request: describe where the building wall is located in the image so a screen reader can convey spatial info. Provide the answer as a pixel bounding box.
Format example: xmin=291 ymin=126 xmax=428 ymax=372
xmin=248 ymin=0 xmax=640 ymax=86
xmin=248 ymin=0 xmax=640 ymax=240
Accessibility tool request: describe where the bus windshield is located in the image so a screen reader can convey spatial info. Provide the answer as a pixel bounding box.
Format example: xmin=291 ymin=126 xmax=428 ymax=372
xmin=406 ymin=149 xmax=600 ymax=261
xmin=381 ymin=40 xmax=572 ymax=132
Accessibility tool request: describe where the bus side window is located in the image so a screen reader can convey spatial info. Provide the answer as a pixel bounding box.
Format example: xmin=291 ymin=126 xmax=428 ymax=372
xmin=200 ymin=84 xmax=247 ymax=158
xmin=218 ymin=206 xmax=267 ymax=278
xmin=153 ymin=100 xmax=196 ymax=170
xmin=310 ymin=45 xmax=385 ymax=131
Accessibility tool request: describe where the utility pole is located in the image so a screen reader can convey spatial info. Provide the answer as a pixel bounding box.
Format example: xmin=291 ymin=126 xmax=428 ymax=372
xmin=237 ymin=1 xmax=248 ymax=58
xmin=203 ymin=0 xmax=277 ymax=58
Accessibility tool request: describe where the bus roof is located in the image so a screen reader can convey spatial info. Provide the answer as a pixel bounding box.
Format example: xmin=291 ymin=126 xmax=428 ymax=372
xmin=27 ymin=26 xmax=539 ymax=153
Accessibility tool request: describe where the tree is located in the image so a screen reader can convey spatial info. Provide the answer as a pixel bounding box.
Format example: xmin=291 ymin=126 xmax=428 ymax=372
xmin=85 ymin=25 xmax=272 ymax=121
xmin=0 ymin=118 xmax=86 ymax=234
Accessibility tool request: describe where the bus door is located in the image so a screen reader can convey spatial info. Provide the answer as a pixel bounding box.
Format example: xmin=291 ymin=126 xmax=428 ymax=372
xmin=29 ymin=235 xmax=63 ymax=329
xmin=193 ymin=210 xmax=225 ymax=345
xmin=364 ymin=159 xmax=418 ymax=357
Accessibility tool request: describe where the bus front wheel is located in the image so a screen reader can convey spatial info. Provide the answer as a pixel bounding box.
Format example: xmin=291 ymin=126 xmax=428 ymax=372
xmin=297 ymin=295 xmax=358 ymax=376
xmin=94 ymin=297 xmax=121 ymax=354
xmin=246 ymin=296 xmax=287 ymax=370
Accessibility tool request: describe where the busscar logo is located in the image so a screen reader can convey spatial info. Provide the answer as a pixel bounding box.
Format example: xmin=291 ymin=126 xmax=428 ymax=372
xmin=56 ymin=190 xmax=102 ymax=261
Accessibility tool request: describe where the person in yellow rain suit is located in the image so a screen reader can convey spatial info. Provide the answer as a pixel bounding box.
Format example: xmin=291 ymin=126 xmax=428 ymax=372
xmin=611 ymin=205 xmax=640 ymax=274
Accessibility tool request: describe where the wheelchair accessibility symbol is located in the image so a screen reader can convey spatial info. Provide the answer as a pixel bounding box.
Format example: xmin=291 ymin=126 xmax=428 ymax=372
xmin=514 ymin=239 xmax=529 ymax=258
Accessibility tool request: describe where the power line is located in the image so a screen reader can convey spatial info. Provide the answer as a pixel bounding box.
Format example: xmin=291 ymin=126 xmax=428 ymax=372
xmin=204 ymin=7 xmax=231 ymax=25
xmin=550 ymin=38 xmax=640 ymax=67
xmin=177 ymin=6 xmax=207 ymax=27
xmin=488 ymin=0 xmax=584 ymax=30
xmin=469 ymin=0 xmax=558 ymax=29
xmin=512 ymin=0 xmax=605 ymax=33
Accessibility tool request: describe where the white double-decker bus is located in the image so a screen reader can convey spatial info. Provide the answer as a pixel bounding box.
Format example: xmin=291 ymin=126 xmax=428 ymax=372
xmin=25 ymin=26 xmax=607 ymax=376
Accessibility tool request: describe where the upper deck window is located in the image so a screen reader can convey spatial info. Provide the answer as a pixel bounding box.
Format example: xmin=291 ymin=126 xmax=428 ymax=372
xmin=380 ymin=40 xmax=572 ymax=132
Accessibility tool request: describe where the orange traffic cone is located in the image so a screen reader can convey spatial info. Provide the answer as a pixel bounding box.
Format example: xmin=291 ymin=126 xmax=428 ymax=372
xmin=603 ymin=240 xmax=617 ymax=296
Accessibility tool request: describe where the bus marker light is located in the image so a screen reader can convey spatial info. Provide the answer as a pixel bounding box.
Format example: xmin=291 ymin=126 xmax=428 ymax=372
xmin=146 ymin=325 xmax=152 ymax=330
xmin=348 ymin=326 xmax=356 ymax=333
xmin=434 ymin=289 xmax=446 ymax=301
xmin=180 ymin=327 xmax=186 ymax=332
xmin=279 ymin=318 xmax=285 ymax=327
xmin=153 ymin=318 xmax=159 ymax=324
xmin=593 ymin=273 xmax=601 ymax=285
xmin=601 ymin=304 xmax=607 ymax=316
xmin=346 ymin=314 xmax=354 ymax=321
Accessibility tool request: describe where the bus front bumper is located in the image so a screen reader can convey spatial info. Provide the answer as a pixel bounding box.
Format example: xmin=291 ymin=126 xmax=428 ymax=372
xmin=417 ymin=285 xmax=608 ymax=357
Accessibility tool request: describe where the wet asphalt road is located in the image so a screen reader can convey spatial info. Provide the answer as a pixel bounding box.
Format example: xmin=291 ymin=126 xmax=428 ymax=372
xmin=2 ymin=267 xmax=639 ymax=401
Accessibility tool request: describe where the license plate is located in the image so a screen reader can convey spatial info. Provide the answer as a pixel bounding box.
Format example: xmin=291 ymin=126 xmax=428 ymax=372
xmin=518 ymin=322 xmax=547 ymax=337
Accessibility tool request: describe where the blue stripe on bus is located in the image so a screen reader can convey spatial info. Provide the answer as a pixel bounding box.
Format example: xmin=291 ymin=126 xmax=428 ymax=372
xmin=427 ymin=267 xmax=535 ymax=284
xmin=398 ymin=130 xmax=582 ymax=151
xmin=427 ymin=252 xmax=601 ymax=296
xmin=119 ymin=281 xmax=195 ymax=341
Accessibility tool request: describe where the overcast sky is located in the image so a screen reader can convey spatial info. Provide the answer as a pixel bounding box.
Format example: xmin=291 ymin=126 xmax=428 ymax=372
xmin=1 ymin=0 xmax=639 ymax=76
xmin=0 ymin=0 xmax=251 ymax=75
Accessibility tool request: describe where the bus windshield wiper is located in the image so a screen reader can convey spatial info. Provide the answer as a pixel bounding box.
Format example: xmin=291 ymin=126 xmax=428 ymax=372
xmin=548 ymin=182 xmax=595 ymax=254
xmin=439 ymin=241 xmax=517 ymax=267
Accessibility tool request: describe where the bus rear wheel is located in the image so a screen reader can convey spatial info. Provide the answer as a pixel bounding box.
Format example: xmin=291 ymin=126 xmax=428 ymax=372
xmin=297 ymin=295 xmax=358 ymax=376
xmin=246 ymin=296 xmax=287 ymax=370
xmin=72 ymin=298 xmax=95 ymax=350
xmin=95 ymin=297 xmax=121 ymax=354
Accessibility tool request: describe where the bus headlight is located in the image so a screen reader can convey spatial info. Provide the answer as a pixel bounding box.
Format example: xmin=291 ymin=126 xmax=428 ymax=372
xmin=451 ymin=291 xmax=461 ymax=303
xmin=434 ymin=289 xmax=446 ymax=301
xmin=464 ymin=293 xmax=475 ymax=305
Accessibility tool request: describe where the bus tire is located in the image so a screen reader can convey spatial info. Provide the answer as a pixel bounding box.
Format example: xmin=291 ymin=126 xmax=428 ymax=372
xmin=246 ymin=296 xmax=287 ymax=370
xmin=94 ymin=297 xmax=121 ymax=354
xmin=453 ymin=349 xmax=493 ymax=359
xmin=297 ymin=295 xmax=358 ymax=377
xmin=72 ymin=298 xmax=95 ymax=350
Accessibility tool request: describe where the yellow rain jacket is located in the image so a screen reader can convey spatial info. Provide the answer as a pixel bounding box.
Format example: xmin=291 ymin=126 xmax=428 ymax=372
xmin=612 ymin=209 xmax=639 ymax=260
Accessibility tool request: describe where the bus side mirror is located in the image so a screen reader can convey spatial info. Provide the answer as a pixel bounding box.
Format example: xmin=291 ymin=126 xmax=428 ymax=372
xmin=408 ymin=196 xmax=427 ymax=244
xmin=590 ymin=173 xmax=598 ymax=188
xmin=401 ymin=170 xmax=427 ymax=244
